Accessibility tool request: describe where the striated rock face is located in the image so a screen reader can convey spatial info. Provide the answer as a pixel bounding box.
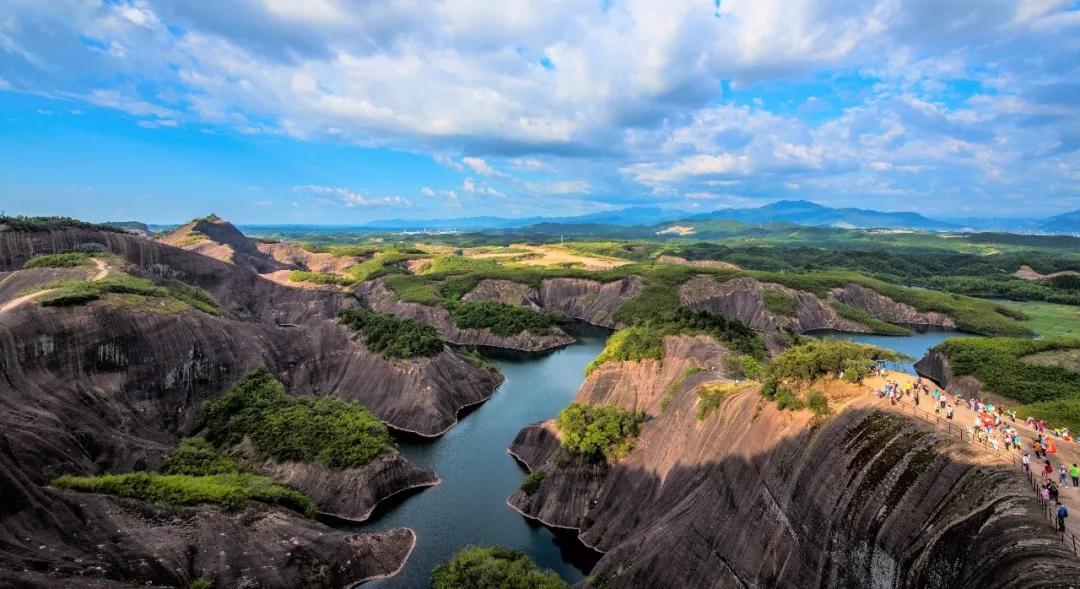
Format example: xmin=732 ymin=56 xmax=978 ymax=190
xmin=0 ymin=228 xmax=503 ymax=587
xmin=256 ymin=241 xmax=360 ymax=275
xmin=461 ymin=276 xmax=642 ymax=329
xmin=254 ymin=454 xmax=439 ymax=522
xmin=356 ymin=278 xmax=576 ymax=351
xmin=680 ymin=275 xmax=869 ymax=351
xmin=509 ymin=335 xmax=1080 ymax=588
xmin=831 ymin=282 xmax=955 ymax=328
xmin=0 ymin=490 xmax=415 ymax=589
xmin=156 ymin=218 xmax=293 ymax=273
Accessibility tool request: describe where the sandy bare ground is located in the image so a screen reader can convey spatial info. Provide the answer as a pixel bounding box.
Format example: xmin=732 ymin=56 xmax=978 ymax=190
xmin=0 ymin=259 xmax=110 ymax=314
xmin=1015 ymin=264 xmax=1080 ymax=281
xmin=472 ymin=244 xmax=630 ymax=270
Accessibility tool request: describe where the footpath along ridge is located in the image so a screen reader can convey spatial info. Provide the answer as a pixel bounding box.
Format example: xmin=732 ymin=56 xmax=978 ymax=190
xmin=863 ymin=370 xmax=1080 ymax=553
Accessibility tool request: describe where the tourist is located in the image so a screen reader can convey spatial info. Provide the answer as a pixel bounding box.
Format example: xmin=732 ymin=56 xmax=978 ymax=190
xmin=1049 ymin=482 xmax=1060 ymax=503
xmin=1058 ymin=502 xmax=1069 ymax=532
xmin=946 ymin=404 xmax=954 ymax=421
xmin=1071 ymin=463 xmax=1080 ymax=488
xmin=1023 ymin=453 xmax=1030 ymax=473
xmin=1061 ymin=466 xmax=1070 ymax=487
xmin=1045 ymin=460 xmax=1055 ymax=483
xmin=1041 ymin=485 xmax=1051 ymax=504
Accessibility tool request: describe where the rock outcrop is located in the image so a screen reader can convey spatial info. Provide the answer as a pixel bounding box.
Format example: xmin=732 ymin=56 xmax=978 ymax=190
xmin=254 ymin=454 xmax=439 ymax=522
xmin=156 ymin=217 xmax=292 ymax=273
xmin=461 ymin=276 xmax=642 ymax=328
xmin=679 ymin=275 xmax=956 ymax=353
xmin=0 ymin=228 xmax=503 ymax=587
xmin=256 ymin=240 xmax=361 ymax=275
xmin=914 ymin=349 xmax=991 ymax=400
xmin=356 ymin=278 xmax=576 ymax=351
xmin=831 ymin=282 xmax=955 ymax=328
xmin=508 ymin=335 xmax=1080 ymax=588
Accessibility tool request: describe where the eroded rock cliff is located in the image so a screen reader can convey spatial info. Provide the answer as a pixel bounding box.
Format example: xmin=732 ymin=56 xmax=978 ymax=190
xmin=508 ymin=335 xmax=1080 ymax=588
xmin=0 ymin=228 xmax=503 ymax=587
xmin=357 ymin=278 xmax=576 ymax=351
xmin=461 ymin=276 xmax=642 ymax=328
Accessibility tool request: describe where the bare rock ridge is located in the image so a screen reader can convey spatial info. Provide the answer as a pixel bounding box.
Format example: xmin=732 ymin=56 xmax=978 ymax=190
xmin=0 ymin=227 xmax=501 ymax=587
xmin=508 ymin=335 xmax=1080 ymax=588
xmin=356 ymin=278 xmax=577 ymax=351
xmin=156 ymin=216 xmax=292 ymax=273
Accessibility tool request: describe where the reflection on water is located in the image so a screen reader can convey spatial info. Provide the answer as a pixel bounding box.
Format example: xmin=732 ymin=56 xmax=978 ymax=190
xmin=808 ymin=325 xmax=979 ymax=374
xmin=355 ymin=324 xmax=609 ymax=587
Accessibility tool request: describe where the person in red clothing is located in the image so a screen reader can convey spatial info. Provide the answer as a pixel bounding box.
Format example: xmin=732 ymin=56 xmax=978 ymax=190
xmin=1044 ymin=460 xmax=1055 ymax=483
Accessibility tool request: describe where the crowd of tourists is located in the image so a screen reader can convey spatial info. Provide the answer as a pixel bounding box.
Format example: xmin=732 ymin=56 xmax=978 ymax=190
xmin=872 ymin=370 xmax=1079 ymax=533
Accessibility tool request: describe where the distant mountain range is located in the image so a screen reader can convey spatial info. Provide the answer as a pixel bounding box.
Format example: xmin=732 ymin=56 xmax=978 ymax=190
xmin=355 ymin=200 xmax=1080 ymax=235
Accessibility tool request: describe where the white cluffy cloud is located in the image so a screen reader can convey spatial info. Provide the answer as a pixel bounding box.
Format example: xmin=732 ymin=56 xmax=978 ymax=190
xmin=294 ymin=185 xmax=411 ymax=207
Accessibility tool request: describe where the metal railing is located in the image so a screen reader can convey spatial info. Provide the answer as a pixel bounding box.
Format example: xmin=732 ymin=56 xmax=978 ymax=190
xmin=867 ymin=387 xmax=1080 ymax=556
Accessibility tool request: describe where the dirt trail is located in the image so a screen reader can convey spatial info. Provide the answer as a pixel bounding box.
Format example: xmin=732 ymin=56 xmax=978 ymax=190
xmin=866 ymin=371 xmax=1080 ymax=539
xmin=0 ymin=259 xmax=110 ymax=315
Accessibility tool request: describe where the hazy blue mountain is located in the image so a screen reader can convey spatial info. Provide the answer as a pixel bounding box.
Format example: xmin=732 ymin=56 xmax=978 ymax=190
xmin=686 ymin=200 xmax=960 ymax=230
xmin=358 ymin=206 xmax=692 ymax=230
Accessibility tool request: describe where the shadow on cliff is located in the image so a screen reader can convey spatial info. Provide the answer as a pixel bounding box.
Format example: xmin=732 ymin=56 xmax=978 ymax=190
xmin=511 ymin=403 xmax=1080 ymax=589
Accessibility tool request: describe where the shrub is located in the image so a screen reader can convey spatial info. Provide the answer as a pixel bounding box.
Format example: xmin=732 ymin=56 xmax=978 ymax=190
xmin=432 ymin=546 xmax=568 ymax=589
xmin=51 ymin=472 xmax=316 ymax=518
xmin=768 ymin=339 xmax=907 ymax=384
xmin=556 ymin=403 xmax=645 ymax=461
xmin=188 ymin=578 xmax=214 ymax=589
xmin=338 ymin=307 xmax=444 ymax=359
xmin=722 ymin=354 xmax=764 ymax=380
xmin=450 ymin=300 xmax=555 ymax=336
xmin=0 ymin=215 xmax=127 ymax=233
xmin=162 ymin=438 xmax=243 ymax=476
xmin=23 ymin=252 xmax=95 ymax=269
xmin=585 ymin=325 xmax=664 ymax=376
xmin=455 ymin=346 xmax=500 ymax=373
xmin=521 ymin=469 xmax=546 ymax=495
xmin=762 ymin=289 xmax=797 ymax=316
xmin=805 ymin=390 xmax=832 ymax=419
xmin=198 ymin=368 xmax=390 ymax=469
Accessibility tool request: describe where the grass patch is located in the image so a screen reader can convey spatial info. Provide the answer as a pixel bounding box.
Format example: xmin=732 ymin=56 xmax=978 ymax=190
xmin=556 ymin=403 xmax=645 ymax=461
xmin=162 ymin=438 xmax=245 ymax=476
xmin=661 ymin=365 xmax=704 ymax=411
xmin=198 ymin=367 xmax=390 ymax=469
xmin=994 ymin=300 xmax=1080 ymax=338
xmin=697 ymin=382 xmax=754 ymax=420
xmin=829 ymin=300 xmax=911 ymax=335
xmin=288 ymin=270 xmax=352 ymax=286
xmin=338 ymin=306 xmax=444 ymax=359
xmin=450 ymin=300 xmax=556 ymax=336
xmin=34 ymin=274 xmax=219 ymax=315
xmin=762 ymin=289 xmax=797 ymax=316
xmin=51 ymin=472 xmax=315 ymax=517
xmin=432 ymin=546 xmax=568 ymax=589
xmin=23 ymin=251 xmax=96 ymax=269
xmin=1023 ymin=348 xmax=1080 ymax=372
xmin=165 ymin=281 xmax=221 ymax=315
xmin=0 ymin=215 xmax=128 ymax=233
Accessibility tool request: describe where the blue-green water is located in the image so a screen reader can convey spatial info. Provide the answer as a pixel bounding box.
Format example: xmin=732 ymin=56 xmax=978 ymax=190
xmin=357 ymin=325 xmax=609 ymax=587
xmin=809 ymin=326 xmax=979 ymax=374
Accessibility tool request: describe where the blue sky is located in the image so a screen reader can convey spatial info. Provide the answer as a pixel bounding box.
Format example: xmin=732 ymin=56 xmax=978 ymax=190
xmin=1 ymin=0 xmax=1079 ymax=224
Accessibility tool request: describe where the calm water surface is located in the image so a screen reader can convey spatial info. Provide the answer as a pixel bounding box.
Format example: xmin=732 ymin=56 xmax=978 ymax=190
xmin=356 ymin=324 xmax=609 ymax=587
xmin=809 ymin=325 xmax=979 ymax=374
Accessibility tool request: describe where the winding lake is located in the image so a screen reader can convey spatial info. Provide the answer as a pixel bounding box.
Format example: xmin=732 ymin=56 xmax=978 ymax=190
xmin=809 ymin=325 xmax=979 ymax=373
xmin=356 ymin=324 xmax=609 ymax=587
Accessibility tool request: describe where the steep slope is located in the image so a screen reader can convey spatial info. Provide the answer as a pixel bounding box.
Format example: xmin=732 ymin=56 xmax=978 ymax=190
xmin=156 ymin=215 xmax=292 ymax=273
xmin=0 ymin=227 xmax=503 ymax=587
xmin=679 ymin=275 xmax=953 ymax=351
xmin=508 ymin=336 xmax=1080 ymax=588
